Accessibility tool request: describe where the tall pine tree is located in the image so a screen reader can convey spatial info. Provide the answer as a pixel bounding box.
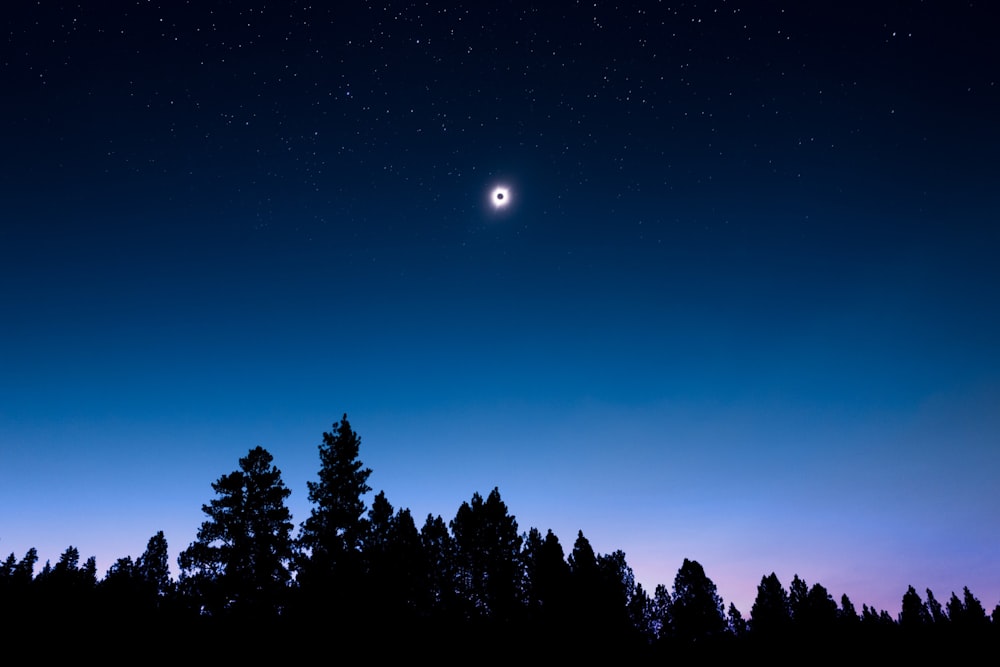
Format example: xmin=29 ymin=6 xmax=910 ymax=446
xmin=177 ymin=446 xmax=293 ymax=616
xmin=297 ymin=415 xmax=373 ymax=608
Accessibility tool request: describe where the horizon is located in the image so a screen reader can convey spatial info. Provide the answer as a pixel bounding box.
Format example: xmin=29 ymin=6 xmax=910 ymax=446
xmin=5 ymin=409 xmax=995 ymax=617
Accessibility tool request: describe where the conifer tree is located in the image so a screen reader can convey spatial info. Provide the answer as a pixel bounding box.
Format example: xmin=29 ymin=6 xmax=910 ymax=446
xmin=298 ymin=415 xmax=372 ymax=591
xmin=788 ymin=573 xmax=809 ymax=624
xmin=839 ymin=593 xmax=860 ymax=626
xmin=362 ymin=491 xmax=428 ymax=616
xmin=420 ymin=513 xmax=457 ymax=616
xmin=528 ymin=528 xmax=570 ymax=616
xmin=178 ymin=446 xmax=293 ymax=616
xmin=669 ymin=558 xmax=725 ymax=643
xmin=450 ymin=487 xmax=522 ymax=620
xmin=727 ymin=602 xmax=747 ymax=637
xmin=750 ymin=572 xmax=791 ymax=636
xmin=802 ymin=582 xmax=838 ymax=631
xmin=137 ymin=530 xmax=171 ymax=599
xmin=652 ymin=583 xmax=672 ymax=640
xmin=925 ymin=588 xmax=947 ymax=624
xmin=13 ymin=548 xmax=37 ymax=585
xmin=900 ymin=585 xmax=930 ymax=628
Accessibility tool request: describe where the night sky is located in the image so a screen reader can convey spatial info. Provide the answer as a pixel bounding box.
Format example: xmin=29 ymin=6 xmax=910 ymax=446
xmin=2 ymin=2 xmax=998 ymax=616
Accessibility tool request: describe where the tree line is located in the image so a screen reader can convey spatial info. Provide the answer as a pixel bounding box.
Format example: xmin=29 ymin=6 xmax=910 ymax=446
xmin=3 ymin=415 xmax=997 ymax=657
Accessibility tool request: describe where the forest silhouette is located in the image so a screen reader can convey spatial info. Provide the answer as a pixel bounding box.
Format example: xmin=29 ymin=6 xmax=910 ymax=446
xmin=3 ymin=415 xmax=997 ymax=658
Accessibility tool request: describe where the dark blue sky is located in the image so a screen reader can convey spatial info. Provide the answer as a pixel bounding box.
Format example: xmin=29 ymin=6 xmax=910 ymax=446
xmin=2 ymin=1 xmax=998 ymax=615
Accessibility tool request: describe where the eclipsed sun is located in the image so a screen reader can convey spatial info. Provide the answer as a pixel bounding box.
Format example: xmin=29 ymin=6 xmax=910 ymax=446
xmin=490 ymin=186 xmax=511 ymax=209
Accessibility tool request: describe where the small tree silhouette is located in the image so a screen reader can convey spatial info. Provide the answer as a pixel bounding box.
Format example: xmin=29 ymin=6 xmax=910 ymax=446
xmin=669 ymin=558 xmax=725 ymax=643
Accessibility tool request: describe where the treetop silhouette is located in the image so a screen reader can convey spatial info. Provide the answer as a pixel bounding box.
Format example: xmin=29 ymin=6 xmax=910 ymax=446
xmin=299 ymin=414 xmax=372 ymax=570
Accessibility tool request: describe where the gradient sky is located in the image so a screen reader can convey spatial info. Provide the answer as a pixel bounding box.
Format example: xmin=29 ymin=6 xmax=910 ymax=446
xmin=2 ymin=2 xmax=998 ymax=616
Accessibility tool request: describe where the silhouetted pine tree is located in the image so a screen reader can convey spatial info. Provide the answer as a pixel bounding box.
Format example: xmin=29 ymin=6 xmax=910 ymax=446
xmin=749 ymin=572 xmax=791 ymax=637
xmin=566 ymin=530 xmax=601 ymax=635
xmin=2 ymin=548 xmax=35 ymax=589
xmin=946 ymin=591 xmax=965 ymax=624
xmin=802 ymin=582 xmax=838 ymax=634
xmin=630 ymin=582 xmax=656 ymax=642
xmin=420 ymin=513 xmax=458 ymax=618
xmin=948 ymin=586 xmax=990 ymax=633
xmin=177 ymin=446 xmax=293 ymax=617
xmin=651 ymin=583 xmax=672 ymax=640
xmin=449 ymin=487 xmax=522 ymax=622
xmin=839 ymin=593 xmax=860 ymax=627
xmin=925 ymin=588 xmax=947 ymax=625
xmin=137 ymin=530 xmax=172 ymax=604
xmin=0 ymin=552 xmax=16 ymax=583
xmin=788 ymin=573 xmax=809 ymax=626
xmin=97 ymin=530 xmax=173 ymax=624
xmin=668 ymin=558 xmax=725 ymax=643
xmin=521 ymin=527 xmax=572 ymax=642
xmin=900 ymin=585 xmax=930 ymax=629
xmin=0 ymin=548 xmax=37 ymax=629
xmin=727 ymin=602 xmax=747 ymax=638
xmin=99 ymin=555 xmax=140 ymax=617
xmin=596 ymin=549 xmax=643 ymax=643
xmin=33 ymin=546 xmax=97 ymax=626
xmin=297 ymin=415 xmax=372 ymax=609
xmin=362 ymin=491 xmax=429 ymax=619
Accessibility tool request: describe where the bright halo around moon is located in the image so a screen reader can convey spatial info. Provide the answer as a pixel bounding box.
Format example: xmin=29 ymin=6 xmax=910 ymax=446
xmin=490 ymin=185 xmax=511 ymax=210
